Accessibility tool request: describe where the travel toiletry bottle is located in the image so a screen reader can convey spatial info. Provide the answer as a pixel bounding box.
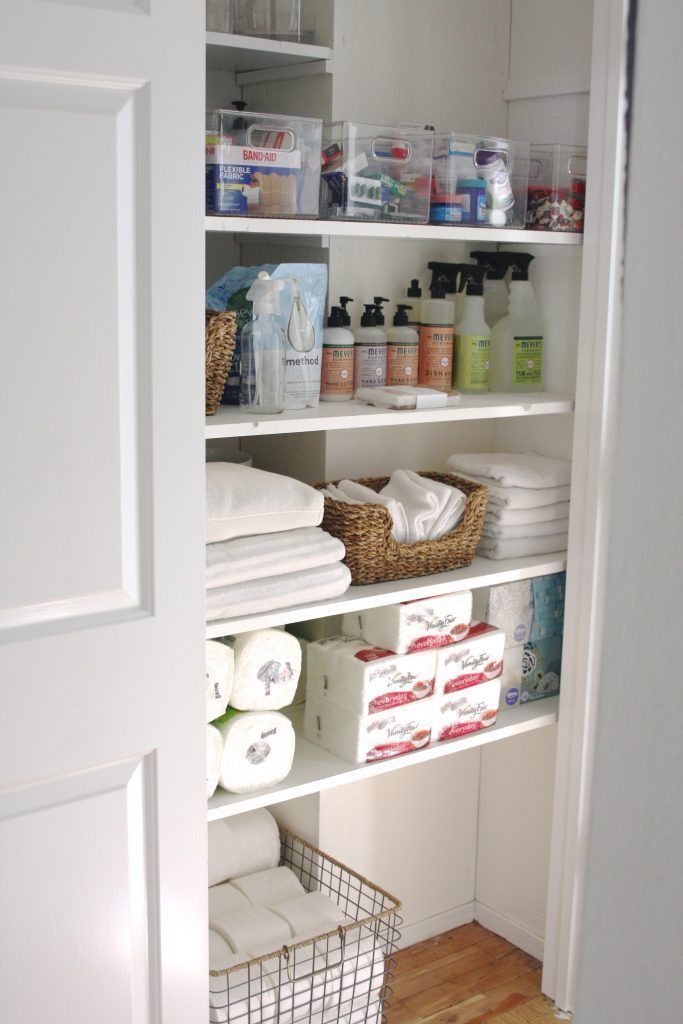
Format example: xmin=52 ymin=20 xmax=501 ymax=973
xmin=354 ymin=304 xmax=387 ymax=392
xmin=418 ymin=274 xmax=455 ymax=391
xmin=321 ymin=306 xmax=354 ymax=402
xmin=386 ymin=305 xmax=419 ymax=385
xmin=476 ymin=147 xmax=514 ymax=227
xmin=401 ymin=279 xmax=422 ymax=332
xmin=240 ymin=271 xmax=287 ymax=414
xmin=489 ymin=254 xmax=544 ymax=392
xmin=470 ymin=251 xmax=514 ymax=327
xmin=454 ymin=266 xmax=490 ymax=392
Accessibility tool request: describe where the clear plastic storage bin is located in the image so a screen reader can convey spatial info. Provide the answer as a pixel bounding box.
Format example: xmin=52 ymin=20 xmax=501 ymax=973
xmin=320 ymin=122 xmax=434 ymax=223
xmin=431 ymin=134 xmax=531 ymax=228
xmin=230 ymin=0 xmax=313 ymax=42
xmin=527 ymin=144 xmax=587 ymax=232
xmin=206 ymin=109 xmax=322 ymax=218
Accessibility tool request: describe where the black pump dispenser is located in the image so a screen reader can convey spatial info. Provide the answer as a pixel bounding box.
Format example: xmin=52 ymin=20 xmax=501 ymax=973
xmin=407 ymin=279 xmax=422 ymax=299
xmin=510 ymin=253 xmax=535 ymax=280
xmin=327 ymin=306 xmax=346 ymax=327
xmin=360 ymin=304 xmax=377 ymax=327
xmin=393 ymin=304 xmax=413 ymax=326
xmin=459 ymin=266 xmax=486 ymax=296
xmin=373 ymin=296 xmax=389 ymax=325
xmin=338 ymin=295 xmax=354 ymax=325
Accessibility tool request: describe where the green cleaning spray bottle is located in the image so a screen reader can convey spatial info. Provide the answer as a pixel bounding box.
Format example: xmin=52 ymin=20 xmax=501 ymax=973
xmin=488 ymin=254 xmax=544 ymax=392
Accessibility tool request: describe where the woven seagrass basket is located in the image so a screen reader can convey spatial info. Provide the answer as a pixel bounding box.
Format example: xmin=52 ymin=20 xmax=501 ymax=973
xmin=205 ymin=308 xmax=237 ymax=415
xmin=315 ymin=471 xmax=488 ymax=586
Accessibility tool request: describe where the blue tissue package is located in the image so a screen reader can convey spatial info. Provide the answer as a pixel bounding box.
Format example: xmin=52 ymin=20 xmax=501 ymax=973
xmin=206 ymin=263 xmax=327 ymax=409
xmin=521 ymin=633 xmax=563 ymax=703
xmin=529 ymin=572 xmax=566 ymax=642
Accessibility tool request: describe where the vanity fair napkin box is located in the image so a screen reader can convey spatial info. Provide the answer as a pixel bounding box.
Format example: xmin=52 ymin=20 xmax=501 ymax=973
xmin=306 ymin=636 xmax=436 ymax=716
xmin=304 ymin=694 xmax=433 ymax=764
xmin=342 ymin=590 xmax=472 ymax=655
xmin=434 ymin=678 xmax=501 ymax=741
xmin=435 ymin=621 xmax=505 ymax=695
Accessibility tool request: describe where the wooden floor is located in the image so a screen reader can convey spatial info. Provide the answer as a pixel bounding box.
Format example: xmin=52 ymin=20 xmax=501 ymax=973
xmin=386 ymin=922 xmax=558 ymax=1024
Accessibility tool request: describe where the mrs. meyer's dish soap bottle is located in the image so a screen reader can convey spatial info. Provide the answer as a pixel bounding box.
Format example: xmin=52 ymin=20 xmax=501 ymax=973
xmin=240 ymin=271 xmax=287 ymax=414
xmin=489 ymin=254 xmax=544 ymax=392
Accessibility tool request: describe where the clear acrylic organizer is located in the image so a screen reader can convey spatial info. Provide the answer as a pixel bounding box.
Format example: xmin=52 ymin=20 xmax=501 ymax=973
xmin=527 ymin=143 xmax=587 ymax=232
xmin=431 ymin=133 xmax=531 ymax=228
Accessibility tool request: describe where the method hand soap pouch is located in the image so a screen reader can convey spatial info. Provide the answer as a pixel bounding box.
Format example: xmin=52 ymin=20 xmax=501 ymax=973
xmin=214 ymin=709 xmax=296 ymax=794
xmin=304 ymin=694 xmax=433 ymax=764
xmin=434 ymin=677 xmax=501 ymax=740
xmin=306 ymin=636 xmax=436 ymax=715
xmin=342 ymin=590 xmax=472 ymax=654
xmin=435 ymin=622 xmax=505 ymax=694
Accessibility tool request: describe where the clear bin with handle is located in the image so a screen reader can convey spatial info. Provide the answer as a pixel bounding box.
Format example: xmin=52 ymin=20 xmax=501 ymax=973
xmin=321 ymin=122 xmax=434 ymax=223
xmin=526 ymin=143 xmax=587 ymax=232
xmin=206 ymin=109 xmax=322 ymax=218
xmin=430 ymin=133 xmax=531 ymax=228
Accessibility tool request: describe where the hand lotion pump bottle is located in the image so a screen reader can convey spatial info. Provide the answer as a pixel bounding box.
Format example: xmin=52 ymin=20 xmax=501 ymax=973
xmin=354 ymin=304 xmax=387 ymax=392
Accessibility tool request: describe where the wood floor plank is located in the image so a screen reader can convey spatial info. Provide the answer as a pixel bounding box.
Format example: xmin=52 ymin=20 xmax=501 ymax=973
xmin=393 ymin=922 xmax=490 ymax=973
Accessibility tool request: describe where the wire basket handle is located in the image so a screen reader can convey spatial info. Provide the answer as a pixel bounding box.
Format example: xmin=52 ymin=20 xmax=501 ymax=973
xmin=281 ymin=926 xmax=347 ymax=984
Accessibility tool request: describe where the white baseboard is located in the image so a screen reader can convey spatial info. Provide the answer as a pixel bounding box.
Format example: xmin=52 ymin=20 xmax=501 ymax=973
xmin=397 ymin=901 xmax=475 ymax=950
xmin=473 ymin=901 xmax=545 ymax=960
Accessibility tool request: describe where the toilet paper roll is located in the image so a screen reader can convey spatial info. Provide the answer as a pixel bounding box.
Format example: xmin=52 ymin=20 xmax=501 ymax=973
xmin=209 ymin=928 xmax=239 ymax=971
xmin=250 ymin=931 xmax=345 ymax=1024
xmin=231 ymin=866 xmax=305 ymax=907
xmin=270 ymin=892 xmax=346 ymax=936
xmin=215 ymin=709 xmax=296 ymax=795
xmin=211 ymin=905 xmax=292 ymax=954
xmin=231 ymin=629 xmax=302 ymax=711
xmin=209 ymin=931 xmax=277 ymax=1024
xmin=208 ymin=808 xmax=281 ymax=887
xmin=209 ymin=881 xmax=250 ymax=917
xmin=206 ymin=640 xmax=234 ymax=723
xmin=330 ymin=927 xmax=385 ymax=1024
xmin=207 ymin=724 xmax=223 ymax=800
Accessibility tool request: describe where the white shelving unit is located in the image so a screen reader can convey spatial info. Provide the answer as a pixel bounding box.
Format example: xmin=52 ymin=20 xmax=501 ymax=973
xmin=208 ymin=697 xmax=559 ymax=819
xmin=206 ymin=32 xmax=332 ymax=78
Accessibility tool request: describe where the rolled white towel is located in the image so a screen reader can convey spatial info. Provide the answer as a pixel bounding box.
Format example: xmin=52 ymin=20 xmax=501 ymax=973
xmin=207 ymin=724 xmax=223 ymax=800
xmin=333 ymin=479 xmax=409 ymax=543
xmin=214 ymin=710 xmax=296 ymax=795
xmin=206 ymin=640 xmax=233 ymax=723
xmin=231 ymin=629 xmax=302 ymax=711
xmin=477 ymin=532 xmax=569 ymax=560
xmin=209 ymin=881 xmax=249 ymax=917
xmin=481 ymin=517 xmax=569 ymax=539
xmin=485 ymin=501 xmax=570 ymax=525
xmin=231 ymin=866 xmax=305 ymax=906
xmin=211 ymin=904 xmax=292 ymax=953
xmin=207 ymin=809 xmax=281 ymax=887
xmin=381 ymin=470 xmax=466 ymax=542
xmin=206 ymin=527 xmax=346 ymax=589
xmin=270 ymin=891 xmax=347 ymax=936
xmin=446 ymin=452 xmax=571 ymax=489
xmin=209 ymin=928 xmax=277 ymax=1024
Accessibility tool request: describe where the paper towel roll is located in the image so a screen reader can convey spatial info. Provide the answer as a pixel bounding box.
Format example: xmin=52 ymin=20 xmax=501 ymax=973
xmin=209 ymin=881 xmax=250 ymax=917
xmin=231 ymin=866 xmax=305 ymax=906
xmin=206 ymin=640 xmax=234 ymax=723
xmin=232 ymin=630 xmax=302 ymax=711
xmin=270 ymin=892 xmax=346 ymax=936
xmin=207 ymin=724 xmax=223 ymax=800
xmin=215 ymin=710 xmax=296 ymax=795
xmin=208 ymin=808 xmax=281 ymax=887
xmin=211 ymin=905 xmax=292 ymax=953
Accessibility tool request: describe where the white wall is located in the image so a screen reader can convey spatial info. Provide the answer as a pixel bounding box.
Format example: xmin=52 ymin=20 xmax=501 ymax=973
xmin=574 ymin=3 xmax=683 ymax=1021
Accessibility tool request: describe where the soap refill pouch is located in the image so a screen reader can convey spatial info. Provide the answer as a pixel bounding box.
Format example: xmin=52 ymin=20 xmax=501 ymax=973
xmin=206 ymin=263 xmax=327 ymax=408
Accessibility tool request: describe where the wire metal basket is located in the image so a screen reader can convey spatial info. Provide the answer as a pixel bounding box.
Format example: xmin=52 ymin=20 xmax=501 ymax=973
xmin=209 ymin=827 xmax=402 ymax=1023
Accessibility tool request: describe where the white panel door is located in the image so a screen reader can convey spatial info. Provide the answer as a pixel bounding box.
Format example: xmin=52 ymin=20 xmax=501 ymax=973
xmin=0 ymin=3 xmax=206 ymax=1023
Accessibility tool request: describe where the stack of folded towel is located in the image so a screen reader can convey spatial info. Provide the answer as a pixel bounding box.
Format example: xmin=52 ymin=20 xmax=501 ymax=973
xmin=321 ymin=469 xmax=467 ymax=543
xmin=206 ymin=463 xmax=351 ymax=621
xmin=446 ymin=452 xmax=571 ymax=560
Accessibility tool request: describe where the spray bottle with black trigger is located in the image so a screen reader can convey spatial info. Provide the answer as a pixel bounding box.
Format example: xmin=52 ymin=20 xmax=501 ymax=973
xmin=489 ymin=253 xmax=544 ymax=392
xmin=454 ymin=266 xmax=490 ymax=392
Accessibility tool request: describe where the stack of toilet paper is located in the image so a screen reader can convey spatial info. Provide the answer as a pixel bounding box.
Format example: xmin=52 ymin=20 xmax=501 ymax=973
xmin=473 ymin=572 xmax=565 ymax=708
xmin=206 ymin=629 xmax=303 ymax=798
xmin=208 ymin=809 xmax=386 ymax=1024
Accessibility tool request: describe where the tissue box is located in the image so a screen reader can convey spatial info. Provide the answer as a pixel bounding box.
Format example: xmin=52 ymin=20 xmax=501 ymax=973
xmin=304 ymin=694 xmax=433 ymax=764
xmin=434 ymin=678 xmax=501 ymax=741
xmin=306 ymin=636 xmax=436 ymax=716
xmin=520 ymin=634 xmax=563 ymax=703
xmin=500 ymin=645 xmax=524 ymax=708
xmin=473 ymin=573 xmax=566 ymax=647
xmin=435 ymin=622 xmax=505 ymax=695
xmin=342 ymin=590 xmax=472 ymax=655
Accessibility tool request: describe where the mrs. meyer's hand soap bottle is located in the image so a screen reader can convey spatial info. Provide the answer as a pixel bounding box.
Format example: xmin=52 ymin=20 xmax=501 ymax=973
xmin=489 ymin=254 xmax=544 ymax=392
xmin=353 ymin=304 xmax=387 ymax=392
xmin=240 ymin=271 xmax=287 ymax=413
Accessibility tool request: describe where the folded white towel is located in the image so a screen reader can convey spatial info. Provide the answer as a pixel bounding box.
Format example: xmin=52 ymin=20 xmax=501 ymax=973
xmin=380 ymin=470 xmax=466 ymax=542
xmin=209 ymin=882 xmax=250 ymax=917
xmin=477 ymin=532 xmax=569 ymax=560
xmin=486 ymin=501 xmax=570 ymax=525
xmin=206 ymin=528 xmax=346 ymax=589
xmin=211 ymin=904 xmax=292 ymax=952
xmin=231 ymin=866 xmax=305 ymax=906
xmin=206 ymin=462 xmax=324 ymax=544
xmin=464 ymin=477 xmax=571 ymax=509
xmin=231 ymin=629 xmax=302 ymax=711
xmin=333 ymin=479 xmax=409 ymax=542
xmin=207 ymin=724 xmax=223 ymax=800
xmin=208 ymin=809 xmax=281 ymax=887
xmin=206 ymin=640 xmax=233 ymax=722
xmin=481 ymin=517 xmax=570 ymax=539
xmin=206 ymin=562 xmax=352 ymax=622
xmin=446 ymin=452 xmax=571 ymax=489
xmin=270 ymin=892 xmax=347 ymax=936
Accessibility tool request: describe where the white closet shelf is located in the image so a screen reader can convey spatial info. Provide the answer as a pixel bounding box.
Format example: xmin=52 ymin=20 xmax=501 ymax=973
xmin=206 ymin=393 xmax=574 ymax=439
xmin=205 ymin=216 xmax=583 ymax=245
xmin=206 ymin=32 xmax=332 ymax=76
xmin=205 ymin=551 xmax=568 ymax=638
xmin=207 ymin=697 xmax=559 ymax=820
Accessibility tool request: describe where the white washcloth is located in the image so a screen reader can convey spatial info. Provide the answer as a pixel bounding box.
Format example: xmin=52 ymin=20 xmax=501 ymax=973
xmin=209 ymin=882 xmax=250 ymax=917
xmin=380 ymin=470 xmax=466 ymax=541
xmin=481 ymin=517 xmax=570 ymax=539
xmin=206 ymin=462 xmax=324 ymax=544
xmin=231 ymin=867 xmax=305 ymax=906
xmin=446 ymin=452 xmax=571 ymax=489
xmin=211 ymin=904 xmax=292 ymax=953
xmin=331 ymin=479 xmax=410 ymax=542
xmin=231 ymin=629 xmax=302 ymax=711
xmin=214 ymin=710 xmax=296 ymax=795
xmin=207 ymin=724 xmax=223 ymax=800
xmin=486 ymin=501 xmax=570 ymax=525
xmin=206 ymin=640 xmax=233 ymax=722
xmin=208 ymin=809 xmax=281 ymax=887
xmin=477 ymin=532 xmax=569 ymax=560
xmin=206 ymin=562 xmax=352 ymax=622
xmin=464 ymin=477 xmax=571 ymax=509
xmin=270 ymin=892 xmax=347 ymax=935
xmin=206 ymin=528 xmax=346 ymax=589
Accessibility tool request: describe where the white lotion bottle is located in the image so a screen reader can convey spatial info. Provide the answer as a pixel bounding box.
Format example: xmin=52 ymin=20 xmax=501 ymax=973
xmin=489 ymin=254 xmax=544 ymax=392
xmin=354 ymin=304 xmax=387 ymax=392
xmin=240 ymin=271 xmax=287 ymax=414
xmin=321 ymin=305 xmax=354 ymax=401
